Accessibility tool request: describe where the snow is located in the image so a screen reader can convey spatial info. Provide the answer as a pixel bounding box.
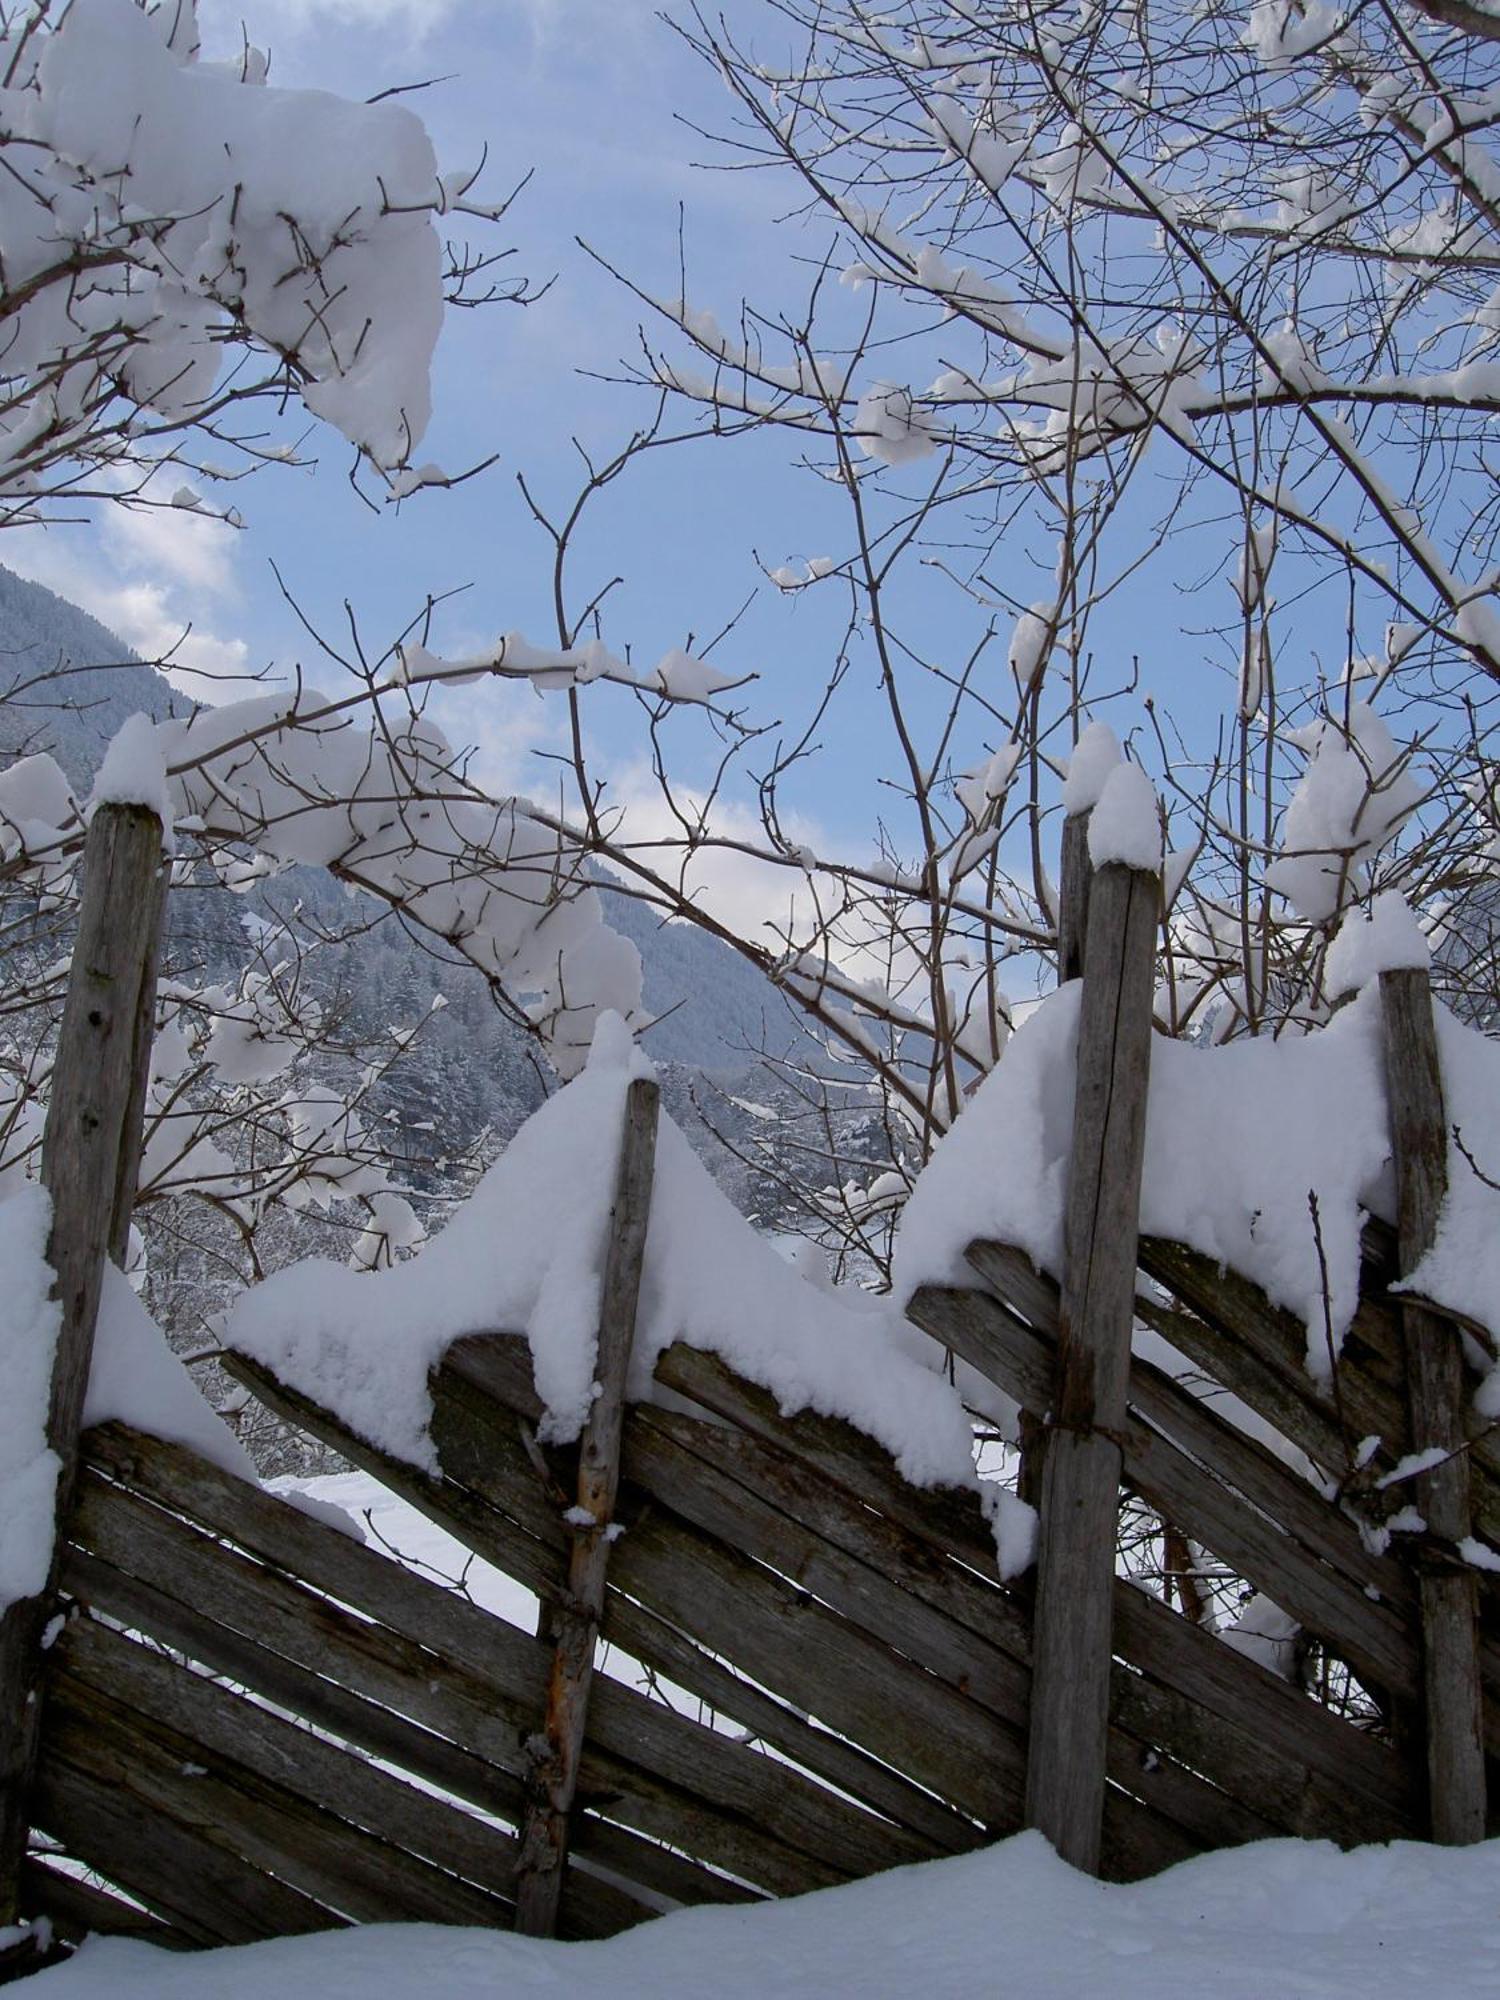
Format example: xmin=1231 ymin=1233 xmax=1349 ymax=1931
xmin=1061 ymin=721 xmax=1121 ymax=815
xmin=31 ymin=1831 xmax=1500 ymax=1998
xmin=1007 ymin=601 xmax=1055 ymax=688
xmin=1325 ymin=891 xmax=1429 ymax=997
xmin=123 ymin=689 xmax=644 ymax=1079
xmin=1086 ymin=761 xmax=1162 ymax=872
xmin=0 ymin=1184 xmax=63 ymax=1614
xmin=84 ymin=1264 xmax=256 ymax=1486
xmin=226 ymin=1013 xmax=989 ymax=1503
xmin=0 ymin=1181 xmax=252 ymax=1617
xmin=0 ymin=753 xmax=76 ymax=868
xmin=87 ymin=714 xmax=173 ymax=836
xmin=895 ymin=982 xmax=1401 ymax=1378
xmin=2 ymin=0 xmax=451 ymax=478
xmin=1267 ymin=705 xmax=1422 ymax=923
xmin=854 ymin=382 xmax=939 ymax=465
xmin=1400 ymin=999 xmax=1500 ymax=1341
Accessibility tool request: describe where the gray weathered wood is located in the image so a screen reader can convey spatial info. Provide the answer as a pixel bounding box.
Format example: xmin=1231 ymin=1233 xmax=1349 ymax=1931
xmin=1381 ymin=965 xmax=1487 ymax=1843
xmin=965 ymin=1240 xmax=1415 ymax=1613
xmin=453 ymin=1329 xmax=1399 ymax=1847
xmin=651 ymin=1340 xmax=1001 ymax=1575
xmin=1026 ymin=855 xmax=1158 ymax=1873
xmin=0 ymin=802 xmax=165 ymax=1929
xmin=1057 ymin=808 xmax=1094 ymax=986
xmin=432 ymin=1348 xmax=1018 ymax=1847
xmin=51 ymin=1615 xmax=525 ymax=1931
xmin=60 ymin=1526 xmax=652 ymax=1938
xmin=912 ymin=1279 xmax=1436 ymax=1715
xmin=36 ymin=1743 xmax=336 ymax=1946
xmin=517 ymin=1075 xmax=658 ymax=1938
xmin=20 ymin=1856 xmax=192 ymax=1952
xmin=84 ymin=1415 xmax=875 ymax=1898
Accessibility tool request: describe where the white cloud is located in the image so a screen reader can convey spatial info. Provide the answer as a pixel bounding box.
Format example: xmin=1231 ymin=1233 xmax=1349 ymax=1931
xmin=102 ymin=498 xmax=242 ymax=599
xmin=436 ymin=674 xmax=567 ymax=798
xmin=3 ymin=524 xmax=252 ymax=695
xmin=607 ymin=762 xmax=821 ymax=948
xmin=198 ymin=0 xmax=457 ymax=51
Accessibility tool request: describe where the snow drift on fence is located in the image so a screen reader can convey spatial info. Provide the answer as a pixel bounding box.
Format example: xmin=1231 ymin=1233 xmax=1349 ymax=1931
xmin=895 ymin=907 xmax=1500 ymax=1406
xmin=0 ymin=1183 xmax=254 ymax=1614
xmin=225 ymin=1014 xmax=1022 ymax=1546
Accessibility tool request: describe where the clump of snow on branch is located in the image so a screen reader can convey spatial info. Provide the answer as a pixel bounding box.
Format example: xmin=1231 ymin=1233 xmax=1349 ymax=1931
xmin=226 ymin=1012 xmax=1014 ymax=1540
xmin=88 ymin=699 xmax=642 ymax=1078
xmin=854 ymin=382 xmax=939 ymax=465
xmin=0 ymin=0 xmax=455 ymax=499
xmin=1267 ymin=705 xmax=1423 ymax=923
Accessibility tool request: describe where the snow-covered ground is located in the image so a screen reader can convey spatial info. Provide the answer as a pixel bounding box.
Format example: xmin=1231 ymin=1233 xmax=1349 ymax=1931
xmin=34 ymin=1829 xmax=1500 ymax=1998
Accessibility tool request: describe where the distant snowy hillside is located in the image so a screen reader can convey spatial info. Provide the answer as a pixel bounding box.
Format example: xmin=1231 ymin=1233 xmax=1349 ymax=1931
xmin=0 ymin=565 xmax=185 ymax=784
xmin=0 ymin=564 xmax=815 ymax=1138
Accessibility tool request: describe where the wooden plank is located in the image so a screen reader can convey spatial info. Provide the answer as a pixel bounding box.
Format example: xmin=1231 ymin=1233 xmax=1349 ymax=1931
xmin=1026 ymin=855 xmax=1158 ymax=1873
xmin=51 ymin=1617 xmax=525 ymax=1931
xmin=1111 ymin=1580 xmax=1418 ymax=1836
xmin=34 ymin=1751 xmax=334 ymax=1947
xmin=647 ymin=1337 xmax=1372 ymax=1846
xmin=966 ymin=1240 xmax=1416 ymax=1612
xmin=20 ymin=1857 xmax=192 ymax=1952
xmin=442 ymin=1339 xmax=1209 ymax=1874
xmin=1137 ymin=1234 xmax=1500 ymax=1548
xmin=518 ymin=1075 xmax=658 ymax=1937
xmin=60 ymin=1533 xmax=649 ymax=1940
xmin=1 ymin=802 xmax=165 ymax=1929
xmin=82 ymin=1419 xmax=876 ymax=1899
xmin=649 ymin=1340 xmax=1000 ymax=1574
xmin=434 ymin=1356 xmax=1010 ymax=1848
xmin=628 ymin=1396 xmax=1278 ymax=1855
xmin=914 ymin=1277 xmax=1433 ymax=1714
xmin=1382 ymin=965 xmax=1486 ymax=1843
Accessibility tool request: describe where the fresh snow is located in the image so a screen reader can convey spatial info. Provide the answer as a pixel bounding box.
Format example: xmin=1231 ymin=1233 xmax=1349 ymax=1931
xmin=1060 ymin=720 xmax=1121 ymax=814
xmin=84 ymin=1265 xmax=256 ymax=1485
xmin=1325 ymin=890 xmax=1429 ymax=996
xmin=0 ymin=1185 xmax=62 ymax=1613
xmin=896 ymin=980 xmax=1393 ymax=1380
xmin=0 ymin=1184 xmax=252 ymax=1615
xmin=226 ymin=1013 xmax=999 ymax=1516
xmin=1086 ymin=760 xmax=1162 ymax=872
xmin=896 ymin=925 xmax=1500 ymax=1399
xmin=30 ymin=1832 xmax=1500 ymax=1998
xmin=87 ymin=713 xmax=173 ymax=836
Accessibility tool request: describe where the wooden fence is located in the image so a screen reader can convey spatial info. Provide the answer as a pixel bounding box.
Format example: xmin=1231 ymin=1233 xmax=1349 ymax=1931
xmin=3 ymin=798 xmax=1497 ymax=1977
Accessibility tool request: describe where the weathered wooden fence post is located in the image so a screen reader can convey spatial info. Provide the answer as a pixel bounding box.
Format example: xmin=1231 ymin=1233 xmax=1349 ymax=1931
xmin=1024 ymin=847 xmax=1158 ymax=1873
xmin=1057 ymin=808 xmax=1093 ymax=988
xmin=514 ymin=1074 xmax=660 ymax=1938
xmin=1379 ymin=965 xmax=1486 ymax=1843
xmin=1017 ymin=805 xmax=1096 ymax=1514
xmin=0 ymin=803 xmax=167 ymax=1938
